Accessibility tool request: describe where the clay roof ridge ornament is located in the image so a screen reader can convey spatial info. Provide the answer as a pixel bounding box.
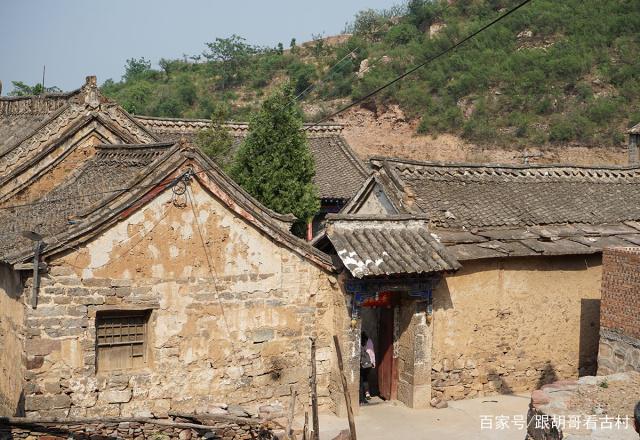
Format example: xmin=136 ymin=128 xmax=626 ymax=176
xmin=83 ymin=75 xmax=100 ymax=109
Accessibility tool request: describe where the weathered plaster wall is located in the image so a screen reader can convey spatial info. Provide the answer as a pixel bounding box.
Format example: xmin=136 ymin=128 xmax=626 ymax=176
xmin=0 ymin=263 xmax=24 ymax=416
xmin=22 ymin=179 xmax=344 ymax=418
xmin=395 ymin=299 xmax=431 ymax=409
xmin=431 ymin=255 xmax=602 ymax=401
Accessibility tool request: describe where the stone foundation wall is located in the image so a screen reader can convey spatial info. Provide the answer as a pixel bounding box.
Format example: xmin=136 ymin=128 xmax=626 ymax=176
xmin=0 ymin=416 xmax=274 ymax=440
xmin=598 ymin=247 xmax=640 ymax=375
xmin=598 ymin=328 xmax=640 ymax=374
xmin=431 ymin=255 xmax=602 ymax=402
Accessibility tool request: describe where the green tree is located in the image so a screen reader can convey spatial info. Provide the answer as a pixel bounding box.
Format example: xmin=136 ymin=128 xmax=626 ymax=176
xmin=203 ymin=35 xmax=256 ymax=89
xmin=9 ymin=81 xmax=61 ymax=96
xmin=196 ymin=104 xmax=234 ymax=169
xmin=230 ymin=84 xmax=319 ymax=230
xmin=123 ymin=58 xmax=152 ymax=81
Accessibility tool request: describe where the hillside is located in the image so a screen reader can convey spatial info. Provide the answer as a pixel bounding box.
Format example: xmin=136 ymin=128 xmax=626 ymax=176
xmin=101 ymin=0 xmax=640 ymax=162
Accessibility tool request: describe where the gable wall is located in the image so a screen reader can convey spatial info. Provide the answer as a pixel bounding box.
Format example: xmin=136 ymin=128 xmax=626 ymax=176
xmin=20 ymin=180 xmax=344 ymax=418
xmin=431 ymin=254 xmax=602 ymax=401
xmin=0 ymin=123 xmax=124 ymax=207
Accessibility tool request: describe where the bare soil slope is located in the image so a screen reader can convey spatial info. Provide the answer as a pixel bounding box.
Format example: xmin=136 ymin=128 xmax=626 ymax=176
xmin=335 ymin=106 xmax=628 ymax=166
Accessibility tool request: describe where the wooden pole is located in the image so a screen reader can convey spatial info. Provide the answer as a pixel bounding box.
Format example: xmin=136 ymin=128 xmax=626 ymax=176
xmin=303 ymin=411 xmax=309 ymax=440
xmin=332 ymin=335 xmax=357 ymax=440
xmin=287 ymin=386 xmax=297 ymax=440
xmin=310 ymin=337 xmax=319 ymax=440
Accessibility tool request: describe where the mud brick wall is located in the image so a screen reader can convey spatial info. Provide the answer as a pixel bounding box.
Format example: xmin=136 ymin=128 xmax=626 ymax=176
xmin=598 ymin=247 xmax=640 ymax=374
xmin=0 ymin=416 xmax=273 ymax=440
xmin=432 ymin=255 xmax=602 ymax=401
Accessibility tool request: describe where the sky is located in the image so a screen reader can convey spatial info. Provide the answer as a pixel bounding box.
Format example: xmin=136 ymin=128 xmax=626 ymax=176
xmin=0 ymin=0 xmax=400 ymax=94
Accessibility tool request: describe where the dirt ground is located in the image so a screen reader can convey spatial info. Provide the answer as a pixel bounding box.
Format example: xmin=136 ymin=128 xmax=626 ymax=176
xmin=316 ymin=394 xmax=532 ymax=440
xmin=568 ymin=371 xmax=640 ymax=418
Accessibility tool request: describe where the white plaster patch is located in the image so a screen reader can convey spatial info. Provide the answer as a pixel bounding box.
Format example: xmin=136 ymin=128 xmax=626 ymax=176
xmin=152 ymin=264 xmax=165 ymax=278
xmin=148 ymin=244 xmax=160 ymax=259
xmin=169 ymin=245 xmax=179 ymax=258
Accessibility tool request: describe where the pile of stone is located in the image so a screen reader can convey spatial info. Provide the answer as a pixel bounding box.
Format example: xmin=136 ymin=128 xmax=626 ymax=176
xmin=526 ymin=372 xmax=639 ymax=440
xmin=0 ymin=411 xmax=278 ymax=440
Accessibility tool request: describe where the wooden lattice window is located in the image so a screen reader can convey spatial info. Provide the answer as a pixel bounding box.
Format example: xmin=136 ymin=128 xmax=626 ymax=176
xmin=96 ymin=310 xmax=149 ymax=372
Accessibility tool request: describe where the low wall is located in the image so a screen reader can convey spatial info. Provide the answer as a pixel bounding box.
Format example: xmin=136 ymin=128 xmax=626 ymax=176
xmin=0 ymin=416 xmax=275 ymax=440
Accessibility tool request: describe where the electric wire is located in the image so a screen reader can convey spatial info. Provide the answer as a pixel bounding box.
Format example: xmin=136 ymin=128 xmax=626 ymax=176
xmin=308 ymin=0 xmax=535 ymax=126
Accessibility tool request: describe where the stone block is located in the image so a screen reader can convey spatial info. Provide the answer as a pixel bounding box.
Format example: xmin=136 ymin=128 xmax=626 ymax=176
xmin=26 ymin=338 xmax=61 ymax=356
xmin=26 ymin=355 xmax=44 ymax=370
xmin=25 ymin=394 xmax=71 ymax=411
xmin=100 ymin=389 xmax=132 ymax=404
xmin=250 ymin=328 xmax=275 ymax=343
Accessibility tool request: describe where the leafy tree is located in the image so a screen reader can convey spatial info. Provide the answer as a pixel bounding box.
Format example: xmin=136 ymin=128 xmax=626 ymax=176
xmin=9 ymin=81 xmax=61 ymax=96
xmin=230 ymin=84 xmax=319 ymax=230
xmin=195 ymin=103 xmax=234 ymax=169
xmin=123 ymin=58 xmax=152 ymax=81
xmin=203 ymin=35 xmax=257 ymax=88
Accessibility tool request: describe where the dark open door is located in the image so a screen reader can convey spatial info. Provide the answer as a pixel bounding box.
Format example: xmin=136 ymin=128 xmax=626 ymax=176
xmin=378 ymin=307 xmax=396 ymax=400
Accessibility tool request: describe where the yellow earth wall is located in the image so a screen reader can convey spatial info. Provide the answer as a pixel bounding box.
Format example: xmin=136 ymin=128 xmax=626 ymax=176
xmin=431 ymin=254 xmax=602 ymax=401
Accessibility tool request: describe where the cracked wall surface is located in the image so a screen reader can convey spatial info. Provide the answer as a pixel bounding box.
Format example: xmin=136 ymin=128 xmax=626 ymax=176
xmin=20 ymin=179 xmax=344 ymax=418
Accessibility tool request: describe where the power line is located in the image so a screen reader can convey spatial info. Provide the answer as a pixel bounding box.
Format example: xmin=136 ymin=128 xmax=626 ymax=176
xmin=294 ymin=49 xmax=358 ymax=102
xmin=308 ymin=0 xmax=535 ymax=127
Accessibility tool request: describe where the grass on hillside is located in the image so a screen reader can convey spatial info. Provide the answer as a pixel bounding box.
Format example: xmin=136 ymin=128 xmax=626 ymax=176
xmin=101 ymin=0 xmax=640 ymax=148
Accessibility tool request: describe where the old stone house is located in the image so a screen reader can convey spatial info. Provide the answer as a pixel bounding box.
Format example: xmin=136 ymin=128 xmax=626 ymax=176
xmin=0 ymin=141 xmax=356 ymax=418
xmin=314 ymin=156 xmax=640 ymax=408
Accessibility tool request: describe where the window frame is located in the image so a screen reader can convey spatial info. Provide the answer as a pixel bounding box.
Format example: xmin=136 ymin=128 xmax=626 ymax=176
xmin=95 ymin=309 xmax=150 ymax=373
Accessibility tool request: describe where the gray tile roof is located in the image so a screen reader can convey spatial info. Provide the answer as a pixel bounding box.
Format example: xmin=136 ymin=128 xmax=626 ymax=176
xmin=0 ymin=92 xmax=78 ymax=156
xmin=134 ymin=116 xmax=369 ymax=200
xmin=0 ymin=142 xmax=335 ymax=270
xmin=362 ymin=157 xmax=640 ymax=261
xmin=435 ymin=222 xmax=640 ymax=261
xmin=373 ymin=157 xmax=640 ymax=229
xmin=0 ymin=143 xmax=174 ymax=262
xmin=325 ymin=214 xmax=460 ymax=278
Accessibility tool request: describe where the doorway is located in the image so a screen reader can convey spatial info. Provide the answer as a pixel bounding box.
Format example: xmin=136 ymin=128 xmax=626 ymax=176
xmin=360 ymin=302 xmax=397 ymax=401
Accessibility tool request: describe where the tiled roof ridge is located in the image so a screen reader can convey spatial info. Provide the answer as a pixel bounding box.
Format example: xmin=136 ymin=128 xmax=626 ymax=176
xmin=372 ymin=156 xmax=640 ymax=182
xmin=327 ymin=213 xmax=429 ymax=222
xmin=0 ymin=89 xmax=81 ymax=116
xmin=134 ymin=115 xmax=345 ymax=135
xmin=93 ymin=142 xmax=176 ymax=166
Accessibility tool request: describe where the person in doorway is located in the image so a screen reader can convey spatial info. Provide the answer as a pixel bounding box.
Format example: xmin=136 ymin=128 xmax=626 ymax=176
xmin=359 ymin=331 xmax=376 ymax=404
